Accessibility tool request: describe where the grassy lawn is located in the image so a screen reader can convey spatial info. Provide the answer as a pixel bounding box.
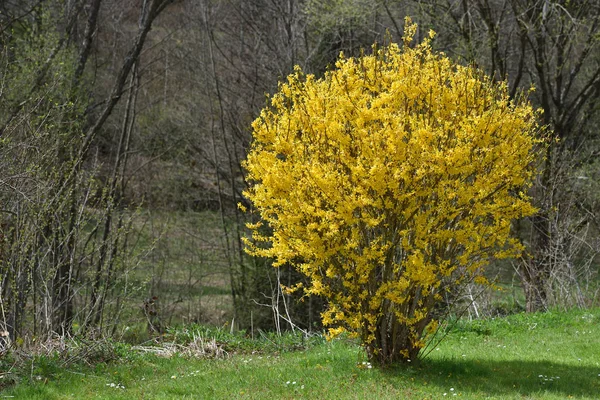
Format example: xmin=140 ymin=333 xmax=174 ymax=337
xmin=2 ymin=308 xmax=599 ymax=399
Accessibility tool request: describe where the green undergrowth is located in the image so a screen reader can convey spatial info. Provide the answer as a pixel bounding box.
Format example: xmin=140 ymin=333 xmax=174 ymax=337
xmin=1 ymin=308 xmax=599 ymax=399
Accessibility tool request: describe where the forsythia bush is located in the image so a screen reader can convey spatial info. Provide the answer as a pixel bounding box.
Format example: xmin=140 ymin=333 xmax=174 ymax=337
xmin=242 ymin=20 xmax=540 ymax=365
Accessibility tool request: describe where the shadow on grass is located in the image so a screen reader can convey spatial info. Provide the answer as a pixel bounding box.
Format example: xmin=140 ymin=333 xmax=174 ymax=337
xmin=383 ymin=358 xmax=600 ymax=398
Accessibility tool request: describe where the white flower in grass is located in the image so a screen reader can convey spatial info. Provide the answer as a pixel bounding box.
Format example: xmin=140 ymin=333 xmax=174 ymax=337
xmin=358 ymin=361 xmax=373 ymax=369
xmin=106 ymin=383 xmax=125 ymax=389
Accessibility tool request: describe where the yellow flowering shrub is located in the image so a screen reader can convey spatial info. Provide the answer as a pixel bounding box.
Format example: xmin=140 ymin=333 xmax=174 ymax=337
xmin=242 ymin=20 xmax=539 ymax=365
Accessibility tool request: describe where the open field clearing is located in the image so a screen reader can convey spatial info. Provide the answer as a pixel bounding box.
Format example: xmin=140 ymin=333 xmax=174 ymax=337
xmin=2 ymin=308 xmax=599 ymax=399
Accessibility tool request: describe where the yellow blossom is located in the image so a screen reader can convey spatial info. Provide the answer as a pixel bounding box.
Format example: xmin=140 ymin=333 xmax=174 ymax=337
xmin=242 ymin=18 xmax=540 ymax=365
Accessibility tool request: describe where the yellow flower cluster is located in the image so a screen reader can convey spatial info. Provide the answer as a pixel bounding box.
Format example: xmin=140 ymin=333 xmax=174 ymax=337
xmin=243 ymin=20 xmax=539 ymax=363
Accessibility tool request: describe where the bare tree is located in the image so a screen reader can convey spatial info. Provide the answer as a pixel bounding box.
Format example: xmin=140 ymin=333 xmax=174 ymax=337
xmin=0 ymin=0 xmax=174 ymax=340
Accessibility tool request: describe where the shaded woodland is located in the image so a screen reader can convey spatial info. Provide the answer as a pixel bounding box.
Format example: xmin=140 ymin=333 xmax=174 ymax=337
xmin=0 ymin=0 xmax=599 ymax=346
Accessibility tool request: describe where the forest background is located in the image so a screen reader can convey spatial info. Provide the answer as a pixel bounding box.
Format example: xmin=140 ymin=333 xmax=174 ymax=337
xmin=0 ymin=0 xmax=599 ymax=347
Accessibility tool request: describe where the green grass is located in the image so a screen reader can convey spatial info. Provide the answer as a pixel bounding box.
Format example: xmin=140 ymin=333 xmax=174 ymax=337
xmin=93 ymin=210 xmax=236 ymax=332
xmin=2 ymin=308 xmax=599 ymax=399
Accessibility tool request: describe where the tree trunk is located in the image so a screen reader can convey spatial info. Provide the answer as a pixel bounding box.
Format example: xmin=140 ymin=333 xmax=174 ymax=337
xmin=520 ymin=146 xmax=554 ymax=313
